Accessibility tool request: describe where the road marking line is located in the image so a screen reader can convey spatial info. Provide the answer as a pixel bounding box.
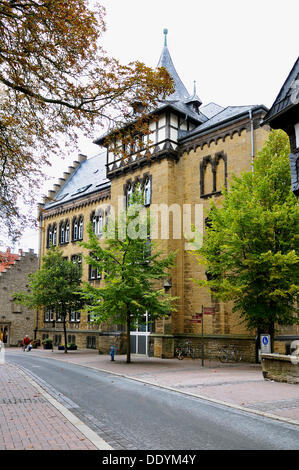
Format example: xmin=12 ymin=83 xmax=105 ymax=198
xmin=15 ymin=365 xmax=113 ymax=450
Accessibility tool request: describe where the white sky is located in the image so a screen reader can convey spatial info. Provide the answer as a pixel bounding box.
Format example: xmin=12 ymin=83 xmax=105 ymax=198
xmin=9 ymin=0 xmax=299 ymax=254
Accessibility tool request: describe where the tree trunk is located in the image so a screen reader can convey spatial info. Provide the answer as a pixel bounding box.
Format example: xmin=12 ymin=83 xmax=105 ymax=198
xmin=126 ymin=314 xmax=131 ymax=363
xmin=269 ymin=322 xmax=275 ymax=353
xmin=63 ymin=312 xmax=68 ymax=354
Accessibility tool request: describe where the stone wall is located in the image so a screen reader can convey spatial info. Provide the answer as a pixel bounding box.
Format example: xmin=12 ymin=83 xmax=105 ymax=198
xmin=0 ymin=250 xmax=38 ymax=346
xmin=261 ymin=354 xmax=299 ymax=384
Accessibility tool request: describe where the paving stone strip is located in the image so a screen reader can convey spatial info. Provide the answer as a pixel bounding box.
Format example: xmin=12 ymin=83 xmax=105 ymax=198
xmin=0 ymin=363 xmax=102 ymax=450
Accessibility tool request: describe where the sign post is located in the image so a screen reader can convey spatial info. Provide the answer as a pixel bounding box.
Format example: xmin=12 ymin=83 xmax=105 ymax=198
xmin=260 ymin=335 xmax=271 ymax=354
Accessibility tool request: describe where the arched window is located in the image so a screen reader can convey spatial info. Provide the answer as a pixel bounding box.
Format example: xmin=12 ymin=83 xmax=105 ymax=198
xmin=98 ymin=212 xmax=103 ymax=237
xmin=59 ymin=222 xmax=65 ymax=244
xmin=65 ymin=221 xmax=70 ymax=243
xmin=52 ymin=224 xmax=57 ymax=246
xmin=47 ymin=225 xmax=53 ymax=248
xmin=73 ymin=218 xmax=78 ymax=241
xmin=143 ymin=177 xmax=151 ymax=206
xmin=78 ymin=217 xmax=84 ymax=240
xmin=126 ymin=183 xmax=133 ymax=206
xmin=92 ymin=214 xmax=97 ymax=234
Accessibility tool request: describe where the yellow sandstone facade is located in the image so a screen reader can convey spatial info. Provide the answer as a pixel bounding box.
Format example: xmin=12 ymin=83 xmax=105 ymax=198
xmin=36 ymin=33 xmax=297 ymax=360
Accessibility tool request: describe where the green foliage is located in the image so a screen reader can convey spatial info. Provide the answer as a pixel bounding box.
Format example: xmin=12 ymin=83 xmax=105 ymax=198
xmin=80 ymin=191 xmax=177 ymax=361
xmin=192 ymin=130 xmax=299 ymax=335
xmin=14 ymin=245 xmax=83 ymax=316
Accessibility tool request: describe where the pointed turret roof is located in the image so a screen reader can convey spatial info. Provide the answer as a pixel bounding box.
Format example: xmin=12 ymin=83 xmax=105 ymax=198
xmin=157 ymin=29 xmax=190 ymax=102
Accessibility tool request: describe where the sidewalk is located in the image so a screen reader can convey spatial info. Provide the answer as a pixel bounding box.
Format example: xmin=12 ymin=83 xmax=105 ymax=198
xmin=8 ymin=347 xmax=299 ymax=426
xmin=0 ymin=362 xmax=109 ymax=450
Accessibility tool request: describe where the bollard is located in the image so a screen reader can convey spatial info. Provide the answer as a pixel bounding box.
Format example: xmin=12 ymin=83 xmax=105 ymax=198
xmin=110 ymin=345 xmax=115 ymax=361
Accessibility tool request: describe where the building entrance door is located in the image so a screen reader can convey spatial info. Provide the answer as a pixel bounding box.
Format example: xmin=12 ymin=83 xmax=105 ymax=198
xmin=130 ymin=312 xmax=153 ymax=355
xmin=0 ymin=324 xmax=10 ymax=345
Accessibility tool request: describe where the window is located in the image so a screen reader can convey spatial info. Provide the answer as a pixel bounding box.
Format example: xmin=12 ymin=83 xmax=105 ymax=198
xmin=72 ymin=217 xmax=83 ymax=241
xmin=78 ymin=217 xmax=84 ymax=240
xmin=44 ymin=307 xmax=54 ymax=322
xmin=47 ymin=225 xmax=53 ymax=248
xmin=89 ymin=253 xmax=102 ymax=280
xmin=56 ymin=312 xmax=63 ymax=322
xmin=125 ymin=176 xmax=152 ymax=207
xmin=67 ymin=335 xmax=76 ymax=344
xmin=126 ymin=183 xmax=133 ymax=207
xmin=54 ymin=334 xmax=62 ymax=346
xmin=87 ymin=314 xmax=95 ymax=322
xmin=69 ymin=310 xmax=81 ymax=322
xmin=143 ymin=177 xmax=151 ymax=206
xmin=91 ymin=211 xmax=104 ymax=238
xmin=52 ymin=224 xmax=57 ymax=245
xmin=87 ymin=336 xmax=96 ymax=349
xmin=73 ymin=218 xmax=79 ymax=241
xmin=65 ymin=221 xmax=70 ymax=243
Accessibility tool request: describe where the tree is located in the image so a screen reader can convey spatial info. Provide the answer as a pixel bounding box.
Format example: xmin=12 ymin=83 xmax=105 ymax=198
xmin=192 ymin=130 xmax=299 ymax=348
xmin=80 ymin=191 xmax=177 ymax=363
xmin=0 ymin=0 xmax=173 ymax=243
xmin=14 ymin=245 xmax=83 ymax=353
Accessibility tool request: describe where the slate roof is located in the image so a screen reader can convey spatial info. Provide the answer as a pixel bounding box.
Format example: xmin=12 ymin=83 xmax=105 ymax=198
xmin=200 ymin=102 xmax=225 ymax=119
xmin=44 ymin=152 xmax=110 ymax=210
xmin=157 ymin=44 xmax=190 ymax=102
xmin=263 ymin=56 xmax=299 ymax=124
xmin=179 ymin=104 xmax=268 ymax=142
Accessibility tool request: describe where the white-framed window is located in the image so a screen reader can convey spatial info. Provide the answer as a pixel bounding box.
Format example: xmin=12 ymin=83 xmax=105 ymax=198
xmin=70 ymin=310 xmax=80 ymax=322
xmin=73 ymin=219 xmax=78 ymax=241
xmin=47 ymin=226 xmax=53 ymax=248
xmin=44 ymin=307 xmax=54 ymax=322
xmin=56 ymin=312 xmax=63 ymax=322
xmin=143 ymin=177 xmax=151 ymax=206
xmin=65 ymin=221 xmax=70 ymax=243
xmin=78 ymin=217 xmax=84 ymax=240
xmin=60 ymin=224 xmax=65 ymax=244
xmin=52 ymin=225 xmax=57 ymax=245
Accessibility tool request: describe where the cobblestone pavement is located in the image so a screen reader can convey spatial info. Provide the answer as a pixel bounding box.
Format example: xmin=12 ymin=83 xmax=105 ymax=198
xmin=0 ymin=363 xmax=98 ymax=450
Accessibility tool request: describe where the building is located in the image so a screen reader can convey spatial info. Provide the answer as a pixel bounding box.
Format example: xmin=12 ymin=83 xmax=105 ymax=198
xmin=37 ymin=31 xmax=272 ymax=360
xmin=0 ymin=248 xmax=38 ymax=346
xmin=263 ymin=56 xmax=299 ymax=196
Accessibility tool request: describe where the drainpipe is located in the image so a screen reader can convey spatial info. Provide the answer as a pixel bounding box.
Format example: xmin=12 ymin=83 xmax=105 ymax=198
xmin=249 ymin=109 xmax=255 ymax=172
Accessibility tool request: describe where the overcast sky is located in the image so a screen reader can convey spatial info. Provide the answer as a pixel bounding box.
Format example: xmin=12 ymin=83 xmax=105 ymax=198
xmin=10 ymin=0 xmax=299 ymax=254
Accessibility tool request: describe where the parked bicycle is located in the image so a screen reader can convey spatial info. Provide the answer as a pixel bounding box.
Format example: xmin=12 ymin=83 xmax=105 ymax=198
xmin=217 ymin=344 xmax=242 ymax=363
xmin=175 ymin=341 xmax=198 ymax=360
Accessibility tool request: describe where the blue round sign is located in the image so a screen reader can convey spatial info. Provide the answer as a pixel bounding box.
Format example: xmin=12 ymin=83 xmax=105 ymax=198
xmin=262 ymin=336 xmax=269 ymax=345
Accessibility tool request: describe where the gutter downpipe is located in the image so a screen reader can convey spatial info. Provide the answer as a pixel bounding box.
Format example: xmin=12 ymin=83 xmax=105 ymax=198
xmin=249 ymin=109 xmax=255 ymax=172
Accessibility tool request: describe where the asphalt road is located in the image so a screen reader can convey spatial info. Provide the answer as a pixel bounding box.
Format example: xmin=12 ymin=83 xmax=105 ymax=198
xmin=6 ymin=351 xmax=299 ymax=450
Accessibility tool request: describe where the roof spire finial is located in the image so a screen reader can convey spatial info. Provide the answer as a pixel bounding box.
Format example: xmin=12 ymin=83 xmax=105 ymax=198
xmin=163 ymin=28 xmax=168 ymax=47
xmin=193 ymin=80 xmax=197 ymax=95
